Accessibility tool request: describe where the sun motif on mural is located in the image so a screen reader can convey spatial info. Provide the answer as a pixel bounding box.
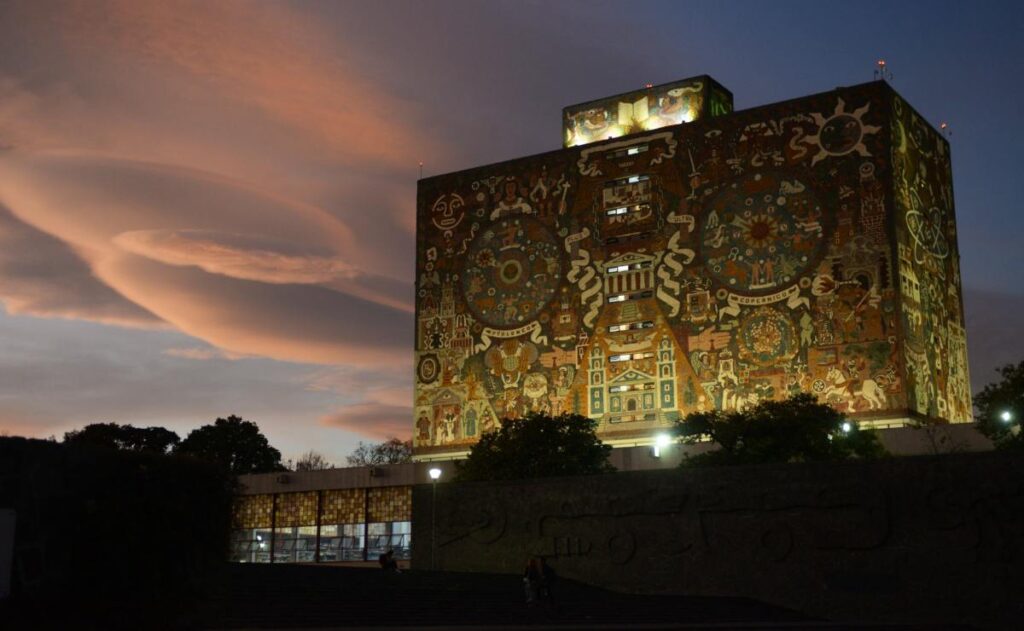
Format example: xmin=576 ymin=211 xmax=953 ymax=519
xmin=805 ymin=98 xmax=881 ymax=165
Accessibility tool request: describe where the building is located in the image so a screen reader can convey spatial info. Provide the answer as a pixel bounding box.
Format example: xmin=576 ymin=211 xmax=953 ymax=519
xmin=414 ymin=75 xmax=971 ymax=461
xmin=231 ymin=464 xmax=425 ymax=565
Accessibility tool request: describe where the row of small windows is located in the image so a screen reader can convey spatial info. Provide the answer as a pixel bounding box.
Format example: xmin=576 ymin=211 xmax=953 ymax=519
xmin=605 ymin=144 xmax=648 ymax=161
xmin=606 ymin=174 xmax=650 ymax=187
xmin=606 ymin=261 xmax=652 ymax=274
xmin=607 ymin=290 xmax=653 ymax=304
xmin=609 ymin=351 xmax=655 ymax=363
xmin=608 ymin=320 xmax=653 ymax=333
xmin=605 ymin=202 xmax=652 ymax=218
xmin=609 ymin=382 xmax=656 ymax=393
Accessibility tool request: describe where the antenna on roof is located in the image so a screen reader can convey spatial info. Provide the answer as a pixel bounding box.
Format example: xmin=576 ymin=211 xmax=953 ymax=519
xmin=873 ymin=59 xmax=893 ymax=82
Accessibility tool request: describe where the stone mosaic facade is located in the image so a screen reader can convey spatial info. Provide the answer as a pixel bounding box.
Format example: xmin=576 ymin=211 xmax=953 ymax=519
xmin=414 ymin=80 xmax=970 ymax=458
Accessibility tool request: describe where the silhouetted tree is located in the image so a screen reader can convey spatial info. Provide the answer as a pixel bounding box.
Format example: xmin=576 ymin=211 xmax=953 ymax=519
xmin=455 ymin=412 xmax=614 ymax=482
xmin=64 ymin=422 xmax=180 ymax=454
xmin=974 ymin=361 xmax=1024 ymax=450
xmin=345 ymin=437 xmax=412 ymax=466
xmin=295 ymin=449 xmax=332 ymax=471
xmin=675 ymin=393 xmax=886 ymax=466
xmin=174 ymin=415 xmax=285 ymax=474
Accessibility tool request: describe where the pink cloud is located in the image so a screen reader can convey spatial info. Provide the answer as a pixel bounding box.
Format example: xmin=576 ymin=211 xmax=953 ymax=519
xmin=162 ymin=346 xmax=249 ymax=361
xmin=0 ymin=153 xmax=412 ymax=365
xmin=320 ymin=403 xmax=413 ymax=441
xmin=48 ymin=0 xmax=443 ymax=171
xmin=0 ymin=204 xmax=161 ymax=327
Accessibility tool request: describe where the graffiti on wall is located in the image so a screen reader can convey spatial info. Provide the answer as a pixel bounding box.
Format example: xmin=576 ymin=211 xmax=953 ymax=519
xmin=415 ymin=82 xmax=969 ymax=454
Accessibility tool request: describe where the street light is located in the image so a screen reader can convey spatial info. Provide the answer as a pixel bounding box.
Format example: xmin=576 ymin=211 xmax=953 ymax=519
xmin=1001 ymin=410 xmax=1014 ymax=423
xmin=428 ymin=467 xmax=442 ymax=570
xmin=652 ymin=433 xmax=671 ymax=458
xmin=841 ymin=422 xmax=852 ymax=434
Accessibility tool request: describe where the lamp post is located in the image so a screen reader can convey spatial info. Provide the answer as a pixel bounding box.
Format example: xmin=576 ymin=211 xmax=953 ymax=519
xmin=652 ymin=433 xmax=671 ymax=458
xmin=428 ymin=467 xmax=442 ymax=571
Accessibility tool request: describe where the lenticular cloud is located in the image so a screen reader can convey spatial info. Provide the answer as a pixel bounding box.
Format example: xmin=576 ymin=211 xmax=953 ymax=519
xmin=0 ymin=151 xmax=411 ymax=366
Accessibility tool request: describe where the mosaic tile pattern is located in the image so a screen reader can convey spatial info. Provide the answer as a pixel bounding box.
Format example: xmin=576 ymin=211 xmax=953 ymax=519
xmin=275 ymin=491 xmax=318 ymax=528
xmin=368 ymin=486 xmax=412 ymax=523
xmin=320 ymin=488 xmax=365 ymax=524
xmin=232 ymin=493 xmax=273 ymax=529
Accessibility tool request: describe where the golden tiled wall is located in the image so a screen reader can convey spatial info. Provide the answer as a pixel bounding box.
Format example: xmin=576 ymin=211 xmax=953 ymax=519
xmin=368 ymin=486 xmax=412 ymax=522
xmin=275 ymin=491 xmax=318 ymax=528
xmin=232 ymin=494 xmax=273 ymax=529
xmin=320 ymin=488 xmax=365 ymax=524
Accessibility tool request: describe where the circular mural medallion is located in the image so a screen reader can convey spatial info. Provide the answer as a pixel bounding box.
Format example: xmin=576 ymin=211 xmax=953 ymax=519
xmin=462 ymin=216 xmax=562 ymax=328
xmin=738 ymin=307 xmax=798 ymax=366
xmin=417 ymin=353 xmax=440 ymax=384
xmin=700 ymin=172 xmax=827 ymax=295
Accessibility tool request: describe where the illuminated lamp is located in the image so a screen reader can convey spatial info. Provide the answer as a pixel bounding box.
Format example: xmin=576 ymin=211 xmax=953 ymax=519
xmin=652 ymin=433 xmax=672 ymax=458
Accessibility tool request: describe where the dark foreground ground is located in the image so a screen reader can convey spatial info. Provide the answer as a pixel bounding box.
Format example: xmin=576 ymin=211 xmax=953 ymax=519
xmin=1 ymin=564 xmax=976 ymax=629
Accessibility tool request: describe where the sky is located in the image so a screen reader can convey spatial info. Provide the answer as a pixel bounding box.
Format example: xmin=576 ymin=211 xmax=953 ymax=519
xmin=0 ymin=0 xmax=1021 ymax=464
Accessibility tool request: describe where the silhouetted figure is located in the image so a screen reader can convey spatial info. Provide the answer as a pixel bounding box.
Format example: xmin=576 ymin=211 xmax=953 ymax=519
xmin=378 ymin=549 xmax=400 ymax=572
xmin=538 ymin=556 xmax=558 ymax=603
xmin=523 ymin=557 xmax=542 ymax=605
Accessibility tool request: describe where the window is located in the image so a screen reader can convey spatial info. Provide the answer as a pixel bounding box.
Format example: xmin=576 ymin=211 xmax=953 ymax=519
xmin=609 ymin=352 xmax=654 ymax=363
xmin=608 ymin=320 xmax=653 ymax=333
xmin=606 ymin=174 xmax=650 ymax=188
xmin=230 ymin=527 xmax=273 ymax=563
xmin=367 ymin=521 xmax=412 ymax=560
xmin=606 ymin=290 xmax=653 ymax=304
xmin=607 ymin=261 xmax=650 ymax=274
xmin=318 ymin=523 xmax=365 ymax=561
xmin=273 ymin=525 xmax=318 ymax=563
xmin=605 ymin=144 xmax=648 ymax=160
xmin=609 ymin=383 xmax=655 ymax=393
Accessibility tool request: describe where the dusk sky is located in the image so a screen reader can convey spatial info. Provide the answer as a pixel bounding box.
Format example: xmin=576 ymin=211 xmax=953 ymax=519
xmin=0 ymin=0 xmax=1021 ymax=464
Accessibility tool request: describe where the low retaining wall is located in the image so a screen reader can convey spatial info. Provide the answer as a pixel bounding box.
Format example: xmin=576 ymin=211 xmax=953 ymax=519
xmin=412 ymin=452 xmax=1023 ymax=628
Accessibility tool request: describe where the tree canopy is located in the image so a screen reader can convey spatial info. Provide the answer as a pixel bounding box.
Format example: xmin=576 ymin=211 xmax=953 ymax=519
xmin=63 ymin=422 xmax=180 ymax=455
xmin=455 ymin=412 xmax=615 ymax=482
xmin=175 ymin=415 xmax=285 ymax=474
xmin=295 ymin=450 xmax=332 ymax=471
xmin=345 ymin=437 xmax=411 ymax=467
xmin=675 ymin=393 xmax=886 ymax=466
xmin=974 ymin=361 xmax=1024 ymax=450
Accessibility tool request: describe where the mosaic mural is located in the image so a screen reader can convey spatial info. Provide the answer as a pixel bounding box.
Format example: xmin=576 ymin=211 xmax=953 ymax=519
xmin=891 ymin=96 xmax=971 ymax=422
xmin=415 ymin=80 xmax=970 ymax=457
xmin=563 ymin=75 xmax=732 ymax=148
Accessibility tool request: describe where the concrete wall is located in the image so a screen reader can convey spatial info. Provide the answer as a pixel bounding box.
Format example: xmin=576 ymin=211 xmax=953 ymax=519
xmin=237 ymin=462 xmax=460 ymax=495
xmin=412 ymin=452 xmax=1023 ymax=628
